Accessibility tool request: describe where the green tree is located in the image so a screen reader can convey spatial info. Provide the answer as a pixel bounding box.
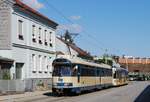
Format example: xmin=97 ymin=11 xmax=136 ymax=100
xmin=64 ymin=30 xmax=73 ymax=43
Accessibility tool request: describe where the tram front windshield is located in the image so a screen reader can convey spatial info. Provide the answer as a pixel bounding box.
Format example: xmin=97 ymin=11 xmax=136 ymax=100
xmin=53 ymin=64 xmax=72 ymax=76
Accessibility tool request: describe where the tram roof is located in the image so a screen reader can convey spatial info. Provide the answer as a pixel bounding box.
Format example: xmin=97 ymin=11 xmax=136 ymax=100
xmin=54 ymin=56 xmax=112 ymax=69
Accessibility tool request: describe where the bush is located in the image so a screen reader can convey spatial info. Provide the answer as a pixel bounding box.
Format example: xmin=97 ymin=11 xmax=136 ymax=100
xmin=3 ymin=72 xmax=11 ymax=80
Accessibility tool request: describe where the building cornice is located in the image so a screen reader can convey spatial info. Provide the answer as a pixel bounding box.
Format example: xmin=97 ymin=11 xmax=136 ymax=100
xmin=12 ymin=43 xmax=56 ymax=54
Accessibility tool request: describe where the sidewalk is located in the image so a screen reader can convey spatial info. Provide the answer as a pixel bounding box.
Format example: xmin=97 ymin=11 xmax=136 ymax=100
xmin=0 ymin=90 xmax=52 ymax=102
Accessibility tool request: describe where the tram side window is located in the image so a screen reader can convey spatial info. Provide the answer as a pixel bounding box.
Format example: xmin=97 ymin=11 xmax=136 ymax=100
xmin=97 ymin=69 xmax=100 ymax=76
xmin=97 ymin=68 xmax=104 ymax=77
xmin=100 ymin=68 xmax=112 ymax=77
xmin=80 ymin=65 xmax=95 ymax=76
xmin=110 ymin=69 xmax=112 ymax=76
xmin=104 ymin=69 xmax=107 ymax=76
xmin=107 ymin=69 xmax=112 ymax=76
xmin=101 ymin=68 xmax=105 ymax=77
xmin=104 ymin=69 xmax=107 ymax=77
xmin=105 ymin=69 xmax=108 ymax=77
xmin=99 ymin=68 xmax=103 ymax=77
xmin=105 ymin=69 xmax=109 ymax=76
xmin=81 ymin=67 xmax=87 ymax=76
xmin=80 ymin=65 xmax=85 ymax=76
xmin=90 ymin=68 xmax=95 ymax=76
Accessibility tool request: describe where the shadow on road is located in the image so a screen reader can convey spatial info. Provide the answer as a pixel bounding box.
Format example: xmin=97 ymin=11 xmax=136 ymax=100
xmin=134 ymin=85 xmax=150 ymax=102
xmin=43 ymin=92 xmax=57 ymax=97
xmin=43 ymin=92 xmax=74 ymax=97
xmin=43 ymin=88 xmax=108 ymax=97
xmin=43 ymin=92 xmax=78 ymax=97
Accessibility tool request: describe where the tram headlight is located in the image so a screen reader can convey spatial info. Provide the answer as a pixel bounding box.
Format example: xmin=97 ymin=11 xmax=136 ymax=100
xmin=53 ymin=83 xmax=57 ymax=86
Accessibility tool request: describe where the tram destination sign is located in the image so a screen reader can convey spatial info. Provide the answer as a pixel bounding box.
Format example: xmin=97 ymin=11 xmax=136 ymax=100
xmin=0 ymin=4 xmax=11 ymax=50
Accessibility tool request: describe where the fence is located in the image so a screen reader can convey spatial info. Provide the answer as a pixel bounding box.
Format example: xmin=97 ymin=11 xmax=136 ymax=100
xmin=0 ymin=78 xmax=53 ymax=95
xmin=0 ymin=80 xmax=25 ymax=94
xmin=25 ymin=78 xmax=52 ymax=91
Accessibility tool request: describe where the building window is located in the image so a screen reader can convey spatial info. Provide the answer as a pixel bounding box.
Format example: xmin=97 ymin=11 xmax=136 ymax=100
xmin=32 ymin=54 xmax=36 ymax=73
xmin=32 ymin=25 xmax=36 ymax=42
xmin=49 ymin=57 xmax=52 ymax=74
xmin=44 ymin=30 xmax=48 ymax=46
xmin=18 ymin=20 xmax=24 ymax=40
xmin=44 ymin=56 xmax=48 ymax=73
xmin=39 ymin=28 xmax=42 ymax=44
xmin=39 ymin=55 xmax=42 ymax=73
xmin=49 ymin=32 xmax=53 ymax=47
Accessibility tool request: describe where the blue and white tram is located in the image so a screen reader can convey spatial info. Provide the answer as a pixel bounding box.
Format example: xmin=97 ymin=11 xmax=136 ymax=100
xmin=52 ymin=57 xmax=113 ymax=94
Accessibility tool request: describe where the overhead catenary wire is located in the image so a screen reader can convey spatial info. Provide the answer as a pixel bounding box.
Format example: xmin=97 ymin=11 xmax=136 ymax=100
xmin=43 ymin=0 xmax=120 ymax=55
xmin=44 ymin=0 xmax=105 ymax=46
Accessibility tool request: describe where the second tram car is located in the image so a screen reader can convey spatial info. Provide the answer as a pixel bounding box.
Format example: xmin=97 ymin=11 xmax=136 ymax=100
xmin=112 ymin=67 xmax=128 ymax=86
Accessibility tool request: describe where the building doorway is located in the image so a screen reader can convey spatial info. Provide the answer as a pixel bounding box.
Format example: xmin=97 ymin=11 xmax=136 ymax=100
xmin=15 ymin=63 xmax=24 ymax=79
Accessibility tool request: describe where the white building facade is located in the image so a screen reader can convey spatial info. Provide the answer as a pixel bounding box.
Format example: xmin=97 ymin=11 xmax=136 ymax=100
xmin=55 ymin=36 xmax=91 ymax=60
xmin=0 ymin=0 xmax=58 ymax=91
xmin=56 ymin=37 xmax=78 ymax=57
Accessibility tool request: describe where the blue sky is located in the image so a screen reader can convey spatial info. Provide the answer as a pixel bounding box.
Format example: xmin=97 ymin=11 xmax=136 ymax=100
xmin=23 ymin=0 xmax=150 ymax=57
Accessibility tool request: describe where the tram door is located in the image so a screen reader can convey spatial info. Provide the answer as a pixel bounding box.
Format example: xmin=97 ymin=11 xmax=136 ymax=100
xmin=97 ymin=69 xmax=101 ymax=86
xmin=73 ymin=65 xmax=80 ymax=83
xmin=99 ymin=71 xmax=101 ymax=85
xmin=77 ymin=66 xmax=80 ymax=83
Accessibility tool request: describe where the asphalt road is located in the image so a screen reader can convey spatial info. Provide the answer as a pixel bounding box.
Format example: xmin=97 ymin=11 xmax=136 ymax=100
xmin=13 ymin=81 xmax=150 ymax=102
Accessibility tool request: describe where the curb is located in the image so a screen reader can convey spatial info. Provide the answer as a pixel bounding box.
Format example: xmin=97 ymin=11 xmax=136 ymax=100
xmin=0 ymin=90 xmax=51 ymax=101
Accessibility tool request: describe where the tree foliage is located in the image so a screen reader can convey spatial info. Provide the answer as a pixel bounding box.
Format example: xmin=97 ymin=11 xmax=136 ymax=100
xmin=64 ymin=30 xmax=74 ymax=43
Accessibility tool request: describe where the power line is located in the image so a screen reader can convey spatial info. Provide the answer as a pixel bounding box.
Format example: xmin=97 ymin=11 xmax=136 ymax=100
xmin=44 ymin=0 xmax=74 ymax=24
xmin=43 ymin=0 xmax=119 ymax=54
xmin=79 ymin=34 xmax=105 ymax=51
xmin=44 ymin=0 xmax=105 ymax=46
